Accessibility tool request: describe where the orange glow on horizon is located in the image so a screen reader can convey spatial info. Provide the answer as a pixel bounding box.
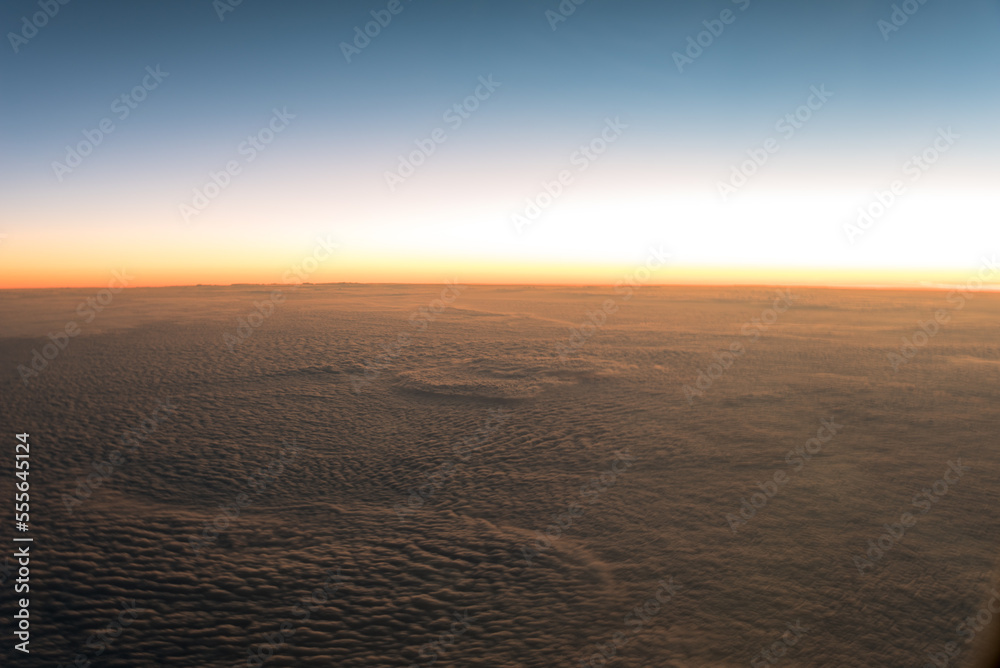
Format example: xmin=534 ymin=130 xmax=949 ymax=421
xmin=4 ymin=256 xmax=997 ymax=291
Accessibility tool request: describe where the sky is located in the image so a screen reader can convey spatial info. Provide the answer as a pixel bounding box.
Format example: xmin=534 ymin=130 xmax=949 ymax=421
xmin=1 ymin=0 xmax=999 ymax=288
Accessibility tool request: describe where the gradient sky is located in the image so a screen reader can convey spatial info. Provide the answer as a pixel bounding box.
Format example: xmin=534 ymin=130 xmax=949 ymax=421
xmin=2 ymin=0 xmax=999 ymax=287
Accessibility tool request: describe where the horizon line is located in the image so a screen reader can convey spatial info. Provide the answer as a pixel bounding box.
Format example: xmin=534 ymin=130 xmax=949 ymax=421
xmin=3 ymin=281 xmax=999 ymax=293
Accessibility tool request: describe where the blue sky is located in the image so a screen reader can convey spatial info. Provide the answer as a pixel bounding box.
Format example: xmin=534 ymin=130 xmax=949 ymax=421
xmin=2 ymin=0 xmax=999 ymax=286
